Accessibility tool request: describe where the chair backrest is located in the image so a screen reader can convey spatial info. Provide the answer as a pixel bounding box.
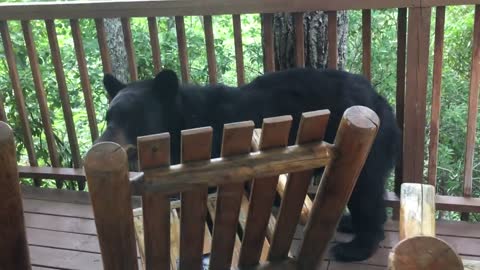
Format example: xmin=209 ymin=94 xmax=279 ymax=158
xmin=84 ymin=105 xmax=379 ymax=270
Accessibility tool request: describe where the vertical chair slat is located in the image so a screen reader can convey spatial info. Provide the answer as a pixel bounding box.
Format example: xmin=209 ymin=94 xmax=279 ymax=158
xmin=395 ymin=7 xmax=407 ymax=194
xmin=84 ymin=142 xmax=138 ymax=270
xmin=121 ymin=17 xmax=138 ymax=81
xmin=275 ymin=174 xmax=312 ymax=226
xmin=298 ymin=106 xmax=379 ymax=269
xmin=362 ymin=9 xmax=372 ymax=80
xmin=427 ymin=6 xmax=446 ymax=187
xmin=462 ymin=4 xmax=480 ymax=221
xmin=268 ymin=110 xmax=330 ymax=261
xmin=238 ymin=115 xmax=292 ymax=267
xmin=204 ymin=15 xmax=217 ymax=84
xmin=176 ymin=16 xmax=189 ymax=83
xmin=21 ymin=20 xmax=62 ymax=187
xmin=327 ymin=11 xmax=337 ymax=69
xmin=0 ymin=122 xmax=31 ymax=270
xmin=209 ymin=121 xmax=255 ymax=269
xmin=148 ymin=17 xmax=162 ymax=74
xmin=95 ymin=18 xmax=113 ymax=74
xmin=0 ymin=20 xmax=40 ymax=186
xmin=262 ymin=13 xmax=275 ymax=73
xmin=179 ymin=127 xmax=212 ymax=270
xmin=70 ymin=19 xmax=99 ymax=142
xmin=233 ymin=14 xmax=245 ymax=86
xmin=138 ymin=133 xmax=171 ymax=270
xmin=45 ymin=19 xmax=82 ymax=171
xmin=207 ymin=198 xmax=243 ymax=266
xmin=294 ymin=12 xmax=305 ymax=68
xmin=403 ymin=7 xmax=432 ymax=183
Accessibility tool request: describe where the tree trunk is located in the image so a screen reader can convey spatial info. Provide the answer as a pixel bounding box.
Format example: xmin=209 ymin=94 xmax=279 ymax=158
xmin=273 ymin=11 xmax=348 ymax=70
xmin=104 ymin=18 xmax=129 ymax=83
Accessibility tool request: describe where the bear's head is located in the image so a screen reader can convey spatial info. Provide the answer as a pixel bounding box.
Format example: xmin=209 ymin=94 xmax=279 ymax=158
xmin=95 ymin=69 xmax=181 ymax=170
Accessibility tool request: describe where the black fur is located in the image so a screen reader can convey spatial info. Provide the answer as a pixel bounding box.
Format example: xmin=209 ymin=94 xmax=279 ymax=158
xmin=98 ymin=68 xmax=401 ymax=262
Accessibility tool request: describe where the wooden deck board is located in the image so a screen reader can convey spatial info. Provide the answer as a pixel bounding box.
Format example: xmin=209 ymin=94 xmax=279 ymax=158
xmin=25 ymin=212 xmax=96 ymax=235
xmin=27 ymin=227 xmax=101 ymax=253
xmin=19 ymin=187 xmax=480 ymax=270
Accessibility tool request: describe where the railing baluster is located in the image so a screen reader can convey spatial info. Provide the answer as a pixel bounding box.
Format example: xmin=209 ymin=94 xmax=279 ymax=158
xmin=362 ymin=9 xmax=372 ymax=80
xmin=95 ymin=18 xmax=112 ymax=74
xmin=327 ymin=11 xmax=338 ymax=69
xmin=121 ymin=17 xmax=138 ymax=81
xmin=395 ymin=7 xmax=407 ymax=195
xmin=148 ymin=17 xmax=162 ymax=74
xmin=462 ymin=5 xmax=480 ymax=221
xmin=21 ymin=20 xmax=62 ymax=187
xmin=0 ymin=95 xmax=6 ymax=122
xmin=45 ymin=19 xmax=83 ymax=184
xmin=176 ymin=16 xmax=189 ymax=83
xmin=262 ymin=13 xmax=275 ymax=73
xmin=0 ymin=20 xmax=40 ymax=186
xmin=233 ymin=14 xmax=245 ymax=86
xmin=427 ymin=6 xmax=445 ymax=187
xmin=294 ymin=12 xmax=305 ymax=68
xmin=70 ymin=19 xmax=99 ymax=142
xmin=204 ymin=15 xmax=217 ymax=84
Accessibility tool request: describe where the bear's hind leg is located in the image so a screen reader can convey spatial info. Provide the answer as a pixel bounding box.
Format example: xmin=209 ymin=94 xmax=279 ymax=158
xmin=331 ymin=169 xmax=387 ymax=262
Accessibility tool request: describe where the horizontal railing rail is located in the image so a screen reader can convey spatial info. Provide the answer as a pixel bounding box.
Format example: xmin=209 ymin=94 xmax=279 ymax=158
xmin=0 ymin=0 xmax=479 ymax=20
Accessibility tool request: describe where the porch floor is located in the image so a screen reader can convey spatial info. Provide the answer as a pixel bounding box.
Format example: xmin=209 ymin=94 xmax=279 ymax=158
xmin=21 ymin=186 xmax=480 ymax=270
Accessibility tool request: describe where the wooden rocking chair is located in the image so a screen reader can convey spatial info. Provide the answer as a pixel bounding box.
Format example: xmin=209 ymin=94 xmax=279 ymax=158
xmin=83 ymin=105 xmax=379 ymax=270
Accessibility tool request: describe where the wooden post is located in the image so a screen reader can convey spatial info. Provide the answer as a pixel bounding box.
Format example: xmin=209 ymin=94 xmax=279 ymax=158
xmin=388 ymin=183 xmax=463 ymax=270
xmin=84 ymin=142 xmax=138 ymax=270
xmin=298 ymin=106 xmax=379 ymax=269
xmin=399 ymin=183 xmax=436 ymax=240
xmin=0 ymin=121 xmax=31 ymax=270
xmin=403 ymin=7 xmax=432 ymax=183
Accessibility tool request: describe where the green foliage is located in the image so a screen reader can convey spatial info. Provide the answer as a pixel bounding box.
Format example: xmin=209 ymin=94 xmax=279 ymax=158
xmin=0 ymin=3 xmax=479 ymax=220
xmin=348 ymin=7 xmax=480 ymax=221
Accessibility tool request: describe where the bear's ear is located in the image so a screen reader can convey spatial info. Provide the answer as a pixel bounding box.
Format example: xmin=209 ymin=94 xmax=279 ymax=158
xmin=152 ymin=69 xmax=179 ymax=99
xmin=103 ymin=74 xmax=126 ymax=99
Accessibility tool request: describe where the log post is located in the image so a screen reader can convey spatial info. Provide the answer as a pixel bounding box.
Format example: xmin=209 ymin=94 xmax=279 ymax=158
xmin=0 ymin=121 xmax=31 ymax=269
xmin=84 ymin=142 xmax=138 ymax=270
xmin=388 ymin=183 xmax=463 ymax=270
xmin=298 ymin=106 xmax=379 ymax=269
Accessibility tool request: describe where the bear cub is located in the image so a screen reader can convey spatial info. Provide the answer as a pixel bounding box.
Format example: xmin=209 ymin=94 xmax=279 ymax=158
xmin=97 ymin=68 xmax=401 ymax=262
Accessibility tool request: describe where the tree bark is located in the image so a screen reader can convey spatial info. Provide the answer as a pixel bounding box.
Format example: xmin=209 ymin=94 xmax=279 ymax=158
xmin=273 ymin=11 xmax=348 ymax=70
xmin=104 ymin=18 xmax=129 ymax=83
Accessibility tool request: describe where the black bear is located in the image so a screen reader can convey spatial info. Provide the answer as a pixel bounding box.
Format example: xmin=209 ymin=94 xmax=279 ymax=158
xmin=96 ymin=68 xmax=401 ymax=262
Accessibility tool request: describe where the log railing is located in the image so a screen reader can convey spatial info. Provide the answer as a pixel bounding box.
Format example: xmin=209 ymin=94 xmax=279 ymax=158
xmin=0 ymin=0 xmax=480 ymax=216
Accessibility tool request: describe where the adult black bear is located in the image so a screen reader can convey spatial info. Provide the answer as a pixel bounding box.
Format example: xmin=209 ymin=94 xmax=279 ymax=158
xmin=97 ymin=68 xmax=400 ymax=262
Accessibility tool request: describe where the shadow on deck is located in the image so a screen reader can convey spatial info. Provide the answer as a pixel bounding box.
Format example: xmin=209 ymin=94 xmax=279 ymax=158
xmin=22 ymin=186 xmax=480 ymax=270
